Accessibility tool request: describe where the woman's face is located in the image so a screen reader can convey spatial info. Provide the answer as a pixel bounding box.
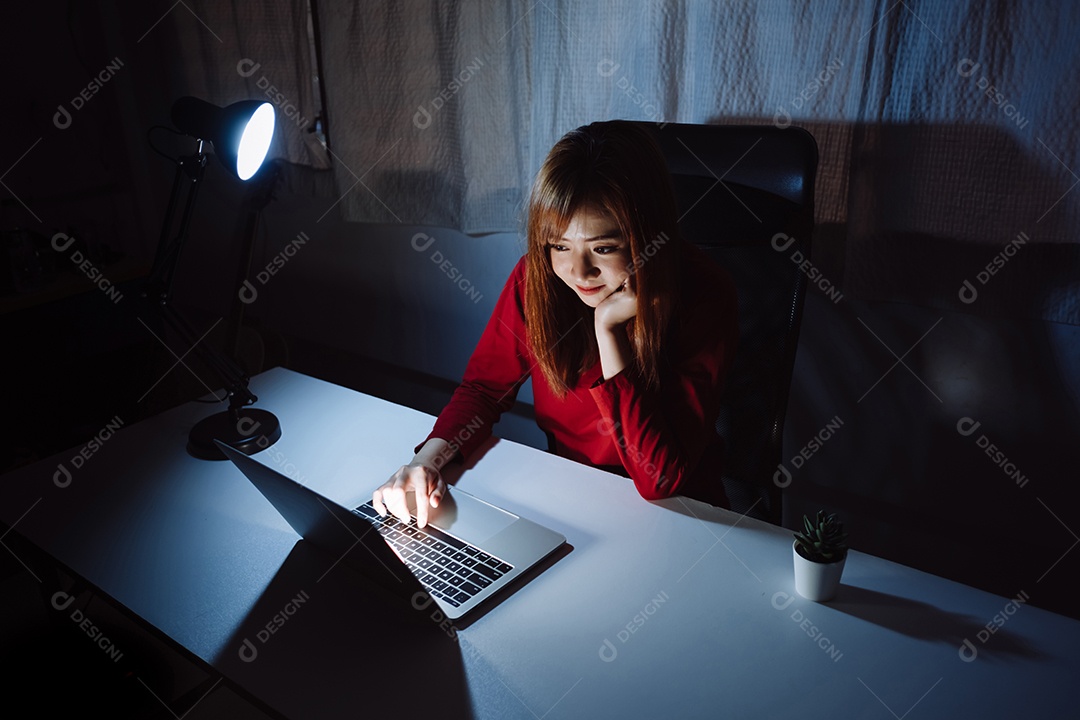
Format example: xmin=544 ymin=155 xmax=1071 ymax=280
xmin=547 ymin=205 xmax=631 ymax=308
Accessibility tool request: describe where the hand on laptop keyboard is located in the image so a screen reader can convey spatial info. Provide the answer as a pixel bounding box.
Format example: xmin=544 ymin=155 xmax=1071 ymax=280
xmin=373 ymin=439 xmax=451 ymax=528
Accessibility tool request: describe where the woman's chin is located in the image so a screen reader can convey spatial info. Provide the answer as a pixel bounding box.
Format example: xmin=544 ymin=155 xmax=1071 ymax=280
xmin=576 ymin=293 xmax=604 ymax=308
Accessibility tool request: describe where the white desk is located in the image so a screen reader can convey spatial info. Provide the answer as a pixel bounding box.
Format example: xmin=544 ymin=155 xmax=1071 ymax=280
xmin=2 ymin=367 xmax=1077 ymax=719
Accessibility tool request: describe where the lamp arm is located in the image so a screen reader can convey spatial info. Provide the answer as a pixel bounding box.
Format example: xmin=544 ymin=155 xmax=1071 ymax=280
xmin=148 ymin=152 xmax=208 ymax=301
xmin=160 ymin=303 xmax=258 ymax=411
xmin=148 ymin=158 xmax=185 ymax=284
xmin=144 ymin=146 xmax=257 ymax=415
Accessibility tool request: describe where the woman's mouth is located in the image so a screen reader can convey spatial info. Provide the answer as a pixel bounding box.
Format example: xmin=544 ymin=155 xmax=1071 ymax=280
xmin=576 ymin=285 xmax=604 ymax=295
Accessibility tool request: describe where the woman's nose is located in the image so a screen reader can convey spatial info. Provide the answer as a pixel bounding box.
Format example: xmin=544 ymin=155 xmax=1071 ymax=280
xmin=574 ymin=253 xmax=600 ymax=279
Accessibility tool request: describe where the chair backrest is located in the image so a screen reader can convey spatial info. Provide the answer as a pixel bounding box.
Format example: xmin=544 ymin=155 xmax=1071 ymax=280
xmin=636 ymin=122 xmax=819 ymax=524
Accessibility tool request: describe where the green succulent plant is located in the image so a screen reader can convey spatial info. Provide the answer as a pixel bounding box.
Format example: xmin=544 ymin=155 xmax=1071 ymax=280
xmin=794 ymin=510 xmax=848 ymax=563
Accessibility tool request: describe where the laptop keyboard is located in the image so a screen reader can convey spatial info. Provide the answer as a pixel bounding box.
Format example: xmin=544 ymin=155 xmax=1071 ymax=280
xmin=353 ymin=502 xmax=514 ymax=608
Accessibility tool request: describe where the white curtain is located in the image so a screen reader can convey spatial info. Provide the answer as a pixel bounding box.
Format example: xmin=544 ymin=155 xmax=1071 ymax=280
xmin=316 ymin=0 xmax=534 ymax=232
xmin=318 ymin=1 xmax=1079 ymax=241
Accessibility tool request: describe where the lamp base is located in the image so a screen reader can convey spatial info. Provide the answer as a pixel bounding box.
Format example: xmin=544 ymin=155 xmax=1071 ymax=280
xmin=188 ymin=408 xmax=282 ymax=460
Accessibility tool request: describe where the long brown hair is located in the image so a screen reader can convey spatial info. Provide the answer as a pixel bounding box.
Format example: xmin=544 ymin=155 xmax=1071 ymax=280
xmin=525 ymin=120 xmax=683 ymax=396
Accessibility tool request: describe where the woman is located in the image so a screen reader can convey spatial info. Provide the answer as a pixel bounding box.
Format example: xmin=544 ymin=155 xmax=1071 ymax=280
xmin=374 ymin=120 xmax=738 ymax=527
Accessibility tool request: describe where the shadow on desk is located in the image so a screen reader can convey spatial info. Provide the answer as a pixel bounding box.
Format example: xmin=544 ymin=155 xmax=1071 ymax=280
xmin=213 ymin=541 xmax=472 ymax=719
xmin=829 ymin=585 xmax=1045 ymax=661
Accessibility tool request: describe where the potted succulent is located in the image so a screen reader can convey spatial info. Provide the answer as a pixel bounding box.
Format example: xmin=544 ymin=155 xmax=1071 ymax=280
xmin=793 ymin=510 xmax=848 ymax=602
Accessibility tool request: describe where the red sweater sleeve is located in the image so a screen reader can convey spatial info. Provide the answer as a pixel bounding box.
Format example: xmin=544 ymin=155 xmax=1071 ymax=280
xmin=420 ymin=258 xmax=531 ymax=460
xmin=589 ymin=279 xmax=737 ymax=501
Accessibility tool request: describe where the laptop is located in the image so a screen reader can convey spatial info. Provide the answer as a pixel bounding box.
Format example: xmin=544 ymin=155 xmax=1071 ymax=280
xmin=216 ymin=440 xmax=566 ymax=622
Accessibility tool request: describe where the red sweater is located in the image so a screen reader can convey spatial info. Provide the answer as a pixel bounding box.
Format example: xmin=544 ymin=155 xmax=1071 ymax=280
xmin=423 ymin=243 xmax=738 ymax=506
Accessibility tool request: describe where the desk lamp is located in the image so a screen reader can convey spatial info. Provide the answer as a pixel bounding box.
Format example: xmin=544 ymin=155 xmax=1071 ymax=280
xmin=145 ymin=96 xmax=282 ymax=460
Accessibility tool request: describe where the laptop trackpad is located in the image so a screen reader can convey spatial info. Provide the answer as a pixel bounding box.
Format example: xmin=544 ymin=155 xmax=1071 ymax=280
xmin=422 ymin=489 xmax=517 ymax=545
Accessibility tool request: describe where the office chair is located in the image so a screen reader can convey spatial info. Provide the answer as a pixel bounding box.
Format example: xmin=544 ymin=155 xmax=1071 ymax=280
xmin=636 ymin=122 xmax=819 ymax=525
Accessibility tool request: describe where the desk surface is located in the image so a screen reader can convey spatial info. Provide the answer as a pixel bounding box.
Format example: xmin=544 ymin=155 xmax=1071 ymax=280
xmin=2 ymin=367 xmax=1077 ymax=719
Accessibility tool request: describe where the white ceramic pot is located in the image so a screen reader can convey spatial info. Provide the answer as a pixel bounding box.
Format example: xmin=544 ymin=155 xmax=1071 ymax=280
xmin=793 ymin=541 xmax=846 ymax=602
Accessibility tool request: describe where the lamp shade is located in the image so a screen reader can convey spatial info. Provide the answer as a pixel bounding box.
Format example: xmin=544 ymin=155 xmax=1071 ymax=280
xmin=171 ymin=96 xmax=276 ymax=180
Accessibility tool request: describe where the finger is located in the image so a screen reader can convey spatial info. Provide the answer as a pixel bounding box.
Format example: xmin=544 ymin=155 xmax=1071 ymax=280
xmin=384 ymin=476 xmax=411 ymax=525
xmin=390 ymin=484 xmax=412 ymax=525
xmin=414 ymin=472 xmax=431 ymax=529
xmin=373 ymin=469 xmax=401 ymax=517
xmin=429 ymin=475 xmax=445 ymax=508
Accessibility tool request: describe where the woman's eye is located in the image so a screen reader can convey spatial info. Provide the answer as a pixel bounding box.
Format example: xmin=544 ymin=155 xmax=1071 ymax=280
xmin=594 ymin=246 xmax=621 ymax=255
xmin=548 ymin=243 xmax=568 ymax=252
